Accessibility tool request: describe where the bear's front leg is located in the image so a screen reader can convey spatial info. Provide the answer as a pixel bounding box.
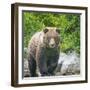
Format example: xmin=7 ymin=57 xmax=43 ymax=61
xmin=36 ymin=47 xmax=49 ymax=76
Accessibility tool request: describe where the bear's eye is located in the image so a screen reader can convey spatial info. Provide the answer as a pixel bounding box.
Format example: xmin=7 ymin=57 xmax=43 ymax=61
xmin=54 ymin=36 xmax=60 ymax=41
xmin=46 ymin=36 xmax=51 ymax=42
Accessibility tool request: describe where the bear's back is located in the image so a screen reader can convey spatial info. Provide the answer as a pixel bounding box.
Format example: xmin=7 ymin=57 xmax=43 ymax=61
xmin=27 ymin=31 xmax=44 ymax=58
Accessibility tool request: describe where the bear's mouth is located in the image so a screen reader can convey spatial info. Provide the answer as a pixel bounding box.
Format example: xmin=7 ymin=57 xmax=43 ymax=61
xmin=49 ymin=44 xmax=56 ymax=48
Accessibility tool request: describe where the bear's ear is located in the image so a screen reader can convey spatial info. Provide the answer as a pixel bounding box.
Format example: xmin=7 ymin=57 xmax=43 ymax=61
xmin=43 ymin=28 xmax=48 ymax=33
xmin=56 ymin=29 xmax=60 ymax=34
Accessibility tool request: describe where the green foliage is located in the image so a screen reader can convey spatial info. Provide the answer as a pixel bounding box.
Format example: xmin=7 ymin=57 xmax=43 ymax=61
xmin=23 ymin=12 xmax=80 ymax=53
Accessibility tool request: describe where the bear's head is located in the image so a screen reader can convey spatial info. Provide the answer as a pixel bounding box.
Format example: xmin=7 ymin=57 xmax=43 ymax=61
xmin=43 ymin=27 xmax=60 ymax=48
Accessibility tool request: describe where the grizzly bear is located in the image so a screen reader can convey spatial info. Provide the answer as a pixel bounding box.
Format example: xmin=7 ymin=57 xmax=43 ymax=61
xmin=27 ymin=27 xmax=60 ymax=77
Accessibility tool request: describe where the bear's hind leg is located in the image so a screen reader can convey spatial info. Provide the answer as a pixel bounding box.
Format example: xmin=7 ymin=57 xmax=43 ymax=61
xmin=28 ymin=55 xmax=37 ymax=77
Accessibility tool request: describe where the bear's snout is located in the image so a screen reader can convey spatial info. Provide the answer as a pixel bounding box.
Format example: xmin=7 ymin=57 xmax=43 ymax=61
xmin=49 ymin=38 xmax=56 ymax=48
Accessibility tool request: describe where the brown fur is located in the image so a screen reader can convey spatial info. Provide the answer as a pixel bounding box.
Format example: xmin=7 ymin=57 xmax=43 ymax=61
xmin=27 ymin=27 xmax=60 ymax=77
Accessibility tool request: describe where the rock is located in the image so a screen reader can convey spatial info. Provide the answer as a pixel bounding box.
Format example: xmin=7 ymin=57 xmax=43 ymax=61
xmin=24 ymin=59 xmax=30 ymax=77
xmin=56 ymin=51 xmax=80 ymax=75
xmin=23 ymin=47 xmax=80 ymax=77
xmin=24 ymin=47 xmax=28 ymax=58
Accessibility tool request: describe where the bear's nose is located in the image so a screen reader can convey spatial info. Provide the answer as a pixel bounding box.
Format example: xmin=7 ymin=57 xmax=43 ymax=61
xmin=49 ymin=38 xmax=55 ymax=48
xmin=51 ymin=44 xmax=55 ymax=47
xmin=50 ymin=43 xmax=55 ymax=48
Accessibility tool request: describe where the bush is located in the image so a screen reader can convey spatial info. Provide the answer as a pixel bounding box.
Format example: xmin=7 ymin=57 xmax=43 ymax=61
xmin=23 ymin=12 xmax=80 ymax=54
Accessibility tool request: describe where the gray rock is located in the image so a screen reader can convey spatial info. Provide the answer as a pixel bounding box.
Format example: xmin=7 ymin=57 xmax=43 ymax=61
xmin=24 ymin=47 xmax=28 ymax=58
xmin=23 ymin=47 xmax=80 ymax=77
xmin=24 ymin=59 xmax=30 ymax=77
xmin=56 ymin=51 xmax=80 ymax=75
